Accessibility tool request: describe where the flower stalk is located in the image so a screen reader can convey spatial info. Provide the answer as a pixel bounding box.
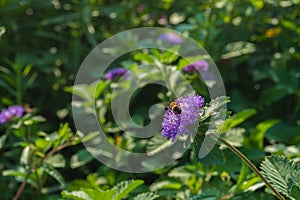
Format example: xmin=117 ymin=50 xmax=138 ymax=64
xmin=208 ymin=132 xmax=285 ymax=200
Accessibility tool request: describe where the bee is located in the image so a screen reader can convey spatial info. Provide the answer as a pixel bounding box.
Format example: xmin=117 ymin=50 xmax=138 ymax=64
xmin=169 ymin=101 xmax=181 ymax=115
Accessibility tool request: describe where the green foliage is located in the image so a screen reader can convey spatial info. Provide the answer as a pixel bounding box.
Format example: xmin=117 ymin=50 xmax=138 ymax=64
xmin=132 ymin=192 xmax=159 ymax=200
xmin=0 ymin=0 xmax=299 ymax=199
xmin=261 ymin=155 xmax=300 ymax=200
xmin=61 ymin=179 xmax=146 ymax=200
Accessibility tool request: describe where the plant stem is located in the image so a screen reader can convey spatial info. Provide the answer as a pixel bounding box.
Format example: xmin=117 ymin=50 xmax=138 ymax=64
xmin=43 ymin=143 xmax=68 ymax=161
xmin=208 ymin=132 xmax=285 ymax=200
xmin=13 ymin=170 xmax=32 ymax=200
xmin=13 ymin=151 xmax=34 ymax=200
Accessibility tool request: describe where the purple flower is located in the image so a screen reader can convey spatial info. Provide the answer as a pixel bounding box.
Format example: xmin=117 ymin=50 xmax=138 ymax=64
xmin=0 ymin=105 xmax=24 ymax=125
xmin=158 ymin=33 xmax=183 ymax=45
xmin=183 ymin=60 xmax=209 ymax=73
xmin=162 ymin=94 xmax=205 ymax=142
xmin=136 ymin=4 xmax=145 ymax=13
xmin=105 ymin=67 xmax=128 ymax=81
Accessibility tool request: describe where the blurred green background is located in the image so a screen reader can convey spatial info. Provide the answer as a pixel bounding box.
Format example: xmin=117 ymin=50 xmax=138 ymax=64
xmin=0 ymin=0 xmax=299 ymax=199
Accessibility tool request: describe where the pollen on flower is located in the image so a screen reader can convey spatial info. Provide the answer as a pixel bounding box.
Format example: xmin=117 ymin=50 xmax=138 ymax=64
xmin=161 ymin=94 xmax=204 ymax=142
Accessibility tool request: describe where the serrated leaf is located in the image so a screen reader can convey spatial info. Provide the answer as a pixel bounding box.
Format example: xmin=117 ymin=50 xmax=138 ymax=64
xmin=132 ymin=192 xmax=159 ymax=200
xmin=113 ymin=180 xmax=144 ymax=200
xmin=260 ymin=155 xmax=300 ymax=200
xmin=43 ymin=163 xmax=66 ymax=188
xmin=201 ymin=96 xmax=230 ymax=124
xmin=61 ymin=190 xmax=92 ymax=200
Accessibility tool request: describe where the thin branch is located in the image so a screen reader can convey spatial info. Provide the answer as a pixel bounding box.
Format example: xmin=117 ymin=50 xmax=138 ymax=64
xmin=43 ymin=143 xmax=68 ymax=161
xmin=13 ymin=152 xmax=34 ymax=200
xmin=208 ymin=132 xmax=285 ymax=200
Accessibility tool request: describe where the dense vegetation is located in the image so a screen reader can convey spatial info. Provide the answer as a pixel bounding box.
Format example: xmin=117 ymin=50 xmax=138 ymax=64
xmin=0 ymin=0 xmax=299 ymax=199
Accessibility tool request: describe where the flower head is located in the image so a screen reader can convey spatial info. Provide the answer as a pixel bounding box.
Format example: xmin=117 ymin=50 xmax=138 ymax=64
xmin=158 ymin=33 xmax=183 ymax=45
xmin=183 ymin=60 xmax=209 ymax=73
xmin=0 ymin=105 xmax=24 ymax=125
xmin=105 ymin=67 xmax=128 ymax=81
xmin=162 ymin=94 xmax=204 ymax=142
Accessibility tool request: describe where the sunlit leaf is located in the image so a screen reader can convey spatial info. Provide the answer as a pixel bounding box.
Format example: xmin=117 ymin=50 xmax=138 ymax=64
xmin=61 ymin=190 xmax=92 ymax=200
xmin=133 ymin=192 xmax=159 ymax=200
xmin=43 ymin=163 xmax=66 ymax=188
xmin=70 ymin=149 xmax=94 ymax=169
xmin=113 ymin=180 xmax=144 ymax=200
xmin=260 ymin=155 xmax=300 ymax=200
xmin=45 ymin=153 xmax=66 ymax=168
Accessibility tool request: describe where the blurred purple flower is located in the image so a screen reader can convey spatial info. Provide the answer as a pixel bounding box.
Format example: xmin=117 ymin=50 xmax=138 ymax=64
xmin=105 ymin=67 xmax=128 ymax=81
xmin=136 ymin=4 xmax=145 ymax=13
xmin=0 ymin=105 xmax=24 ymax=124
xmin=162 ymin=94 xmax=204 ymax=142
xmin=183 ymin=60 xmax=209 ymax=73
xmin=158 ymin=33 xmax=183 ymax=45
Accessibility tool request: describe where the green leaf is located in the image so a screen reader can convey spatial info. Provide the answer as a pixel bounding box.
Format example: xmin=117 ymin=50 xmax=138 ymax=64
xmin=190 ymin=193 xmax=217 ymax=200
xmin=260 ymin=155 xmax=300 ymax=200
xmin=221 ymin=41 xmax=256 ymax=59
xmin=132 ymin=192 xmax=159 ymax=200
xmin=20 ymin=146 xmax=30 ymax=165
xmin=70 ymin=149 xmax=94 ymax=169
xmin=201 ymin=96 xmax=230 ymax=121
xmin=134 ymin=52 xmax=155 ymax=63
xmin=35 ymin=138 xmax=52 ymax=152
xmin=0 ymin=134 xmax=7 ymax=149
xmin=258 ymin=86 xmax=286 ymax=105
xmin=236 ymin=161 xmax=249 ymax=191
xmin=45 ymin=153 xmax=66 ymax=168
xmin=112 ymin=180 xmax=144 ymax=200
xmin=43 ymin=163 xmax=66 ymax=188
xmin=82 ymin=188 xmax=115 ymax=200
xmin=223 ymin=109 xmax=257 ymax=132
xmin=65 ymin=85 xmax=91 ymax=100
xmin=0 ymin=26 xmax=6 ymax=38
xmin=219 ymin=128 xmax=245 ymax=150
xmin=159 ymin=45 xmax=180 ymax=64
xmin=265 ymin=123 xmax=300 ymax=145
xmin=150 ymin=180 xmax=182 ymax=191
xmin=61 ymin=190 xmax=92 ymax=200
xmin=248 ymin=120 xmax=280 ymax=149
xmin=146 ymin=134 xmax=173 ymax=156
xmin=194 ymin=134 xmax=224 ymax=165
